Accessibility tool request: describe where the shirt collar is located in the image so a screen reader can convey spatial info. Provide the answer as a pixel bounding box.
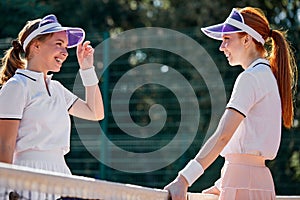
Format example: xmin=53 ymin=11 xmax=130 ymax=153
xmin=15 ymin=69 xmax=53 ymax=82
xmin=247 ymin=58 xmax=270 ymax=70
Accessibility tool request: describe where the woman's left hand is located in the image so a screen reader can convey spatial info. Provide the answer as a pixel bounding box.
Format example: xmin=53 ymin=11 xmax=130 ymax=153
xmin=77 ymin=41 xmax=94 ymax=70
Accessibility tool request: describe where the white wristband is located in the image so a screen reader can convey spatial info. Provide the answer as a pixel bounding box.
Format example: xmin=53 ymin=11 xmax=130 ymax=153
xmin=179 ymin=159 xmax=204 ymax=186
xmin=79 ymin=66 xmax=99 ymax=86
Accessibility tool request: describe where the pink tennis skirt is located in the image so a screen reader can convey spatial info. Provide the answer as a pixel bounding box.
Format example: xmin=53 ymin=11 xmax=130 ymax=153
xmin=219 ymin=154 xmax=276 ymax=200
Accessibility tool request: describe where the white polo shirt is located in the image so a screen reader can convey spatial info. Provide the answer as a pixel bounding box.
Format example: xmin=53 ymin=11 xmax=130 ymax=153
xmin=221 ymin=58 xmax=281 ymax=160
xmin=0 ymin=69 xmax=78 ymax=155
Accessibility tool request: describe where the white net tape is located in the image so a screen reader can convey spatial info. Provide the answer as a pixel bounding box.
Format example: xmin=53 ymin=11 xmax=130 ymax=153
xmin=0 ymin=162 xmax=218 ymax=200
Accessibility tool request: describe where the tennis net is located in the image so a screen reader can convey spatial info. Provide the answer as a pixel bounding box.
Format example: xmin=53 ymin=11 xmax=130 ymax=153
xmin=0 ymin=162 xmax=218 ymax=200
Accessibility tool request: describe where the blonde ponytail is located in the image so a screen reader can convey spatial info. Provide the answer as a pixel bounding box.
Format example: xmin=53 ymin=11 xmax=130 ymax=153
xmin=0 ymin=19 xmax=41 ymax=85
xmin=0 ymin=40 xmax=26 ymax=84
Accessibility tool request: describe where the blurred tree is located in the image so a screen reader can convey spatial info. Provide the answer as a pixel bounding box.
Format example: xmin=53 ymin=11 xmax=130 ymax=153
xmin=0 ymin=0 xmax=51 ymax=38
xmin=1 ymin=0 xmax=299 ymax=41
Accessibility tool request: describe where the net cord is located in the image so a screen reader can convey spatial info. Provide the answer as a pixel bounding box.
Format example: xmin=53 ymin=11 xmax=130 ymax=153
xmin=0 ymin=162 xmax=218 ymax=200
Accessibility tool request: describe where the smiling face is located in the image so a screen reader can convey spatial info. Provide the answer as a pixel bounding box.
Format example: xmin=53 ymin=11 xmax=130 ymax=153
xmin=219 ymin=33 xmax=246 ymax=67
xmin=28 ymin=31 xmax=69 ymax=74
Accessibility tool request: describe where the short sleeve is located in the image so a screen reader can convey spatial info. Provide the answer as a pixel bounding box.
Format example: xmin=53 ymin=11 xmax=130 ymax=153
xmin=54 ymin=81 xmax=78 ymax=110
xmin=226 ymin=72 xmax=257 ymax=117
xmin=0 ymin=79 xmax=26 ymax=119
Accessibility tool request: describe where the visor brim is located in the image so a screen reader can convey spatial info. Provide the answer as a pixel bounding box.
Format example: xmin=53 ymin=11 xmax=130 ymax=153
xmin=41 ymin=26 xmax=85 ymax=48
xmin=201 ymin=23 xmax=243 ymax=40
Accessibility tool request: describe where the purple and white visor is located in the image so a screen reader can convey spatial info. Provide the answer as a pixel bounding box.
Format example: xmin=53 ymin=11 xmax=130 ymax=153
xmin=23 ymin=14 xmax=85 ymax=52
xmin=201 ymin=8 xmax=265 ymax=45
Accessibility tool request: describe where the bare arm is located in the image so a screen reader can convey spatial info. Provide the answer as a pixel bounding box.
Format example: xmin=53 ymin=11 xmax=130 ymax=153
xmin=164 ymin=108 xmax=244 ymax=200
xmin=0 ymin=120 xmax=20 ymax=163
xmin=69 ymin=85 xmax=104 ymax=121
xmin=195 ymin=108 xmax=244 ymax=169
xmin=69 ymin=41 xmax=104 ymax=121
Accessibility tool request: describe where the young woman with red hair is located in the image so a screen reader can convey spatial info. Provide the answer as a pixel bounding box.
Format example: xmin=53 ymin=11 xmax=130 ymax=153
xmin=165 ymin=7 xmax=297 ymax=200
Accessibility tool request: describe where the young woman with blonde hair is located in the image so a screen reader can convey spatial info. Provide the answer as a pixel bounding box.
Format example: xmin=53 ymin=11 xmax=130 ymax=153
xmin=165 ymin=7 xmax=297 ymax=200
xmin=0 ymin=14 xmax=104 ymax=199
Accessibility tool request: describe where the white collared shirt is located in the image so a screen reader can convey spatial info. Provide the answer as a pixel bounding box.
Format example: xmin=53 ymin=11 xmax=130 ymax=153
xmin=0 ymin=69 xmax=78 ymax=155
xmin=222 ymin=58 xmax=281 ymax=160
